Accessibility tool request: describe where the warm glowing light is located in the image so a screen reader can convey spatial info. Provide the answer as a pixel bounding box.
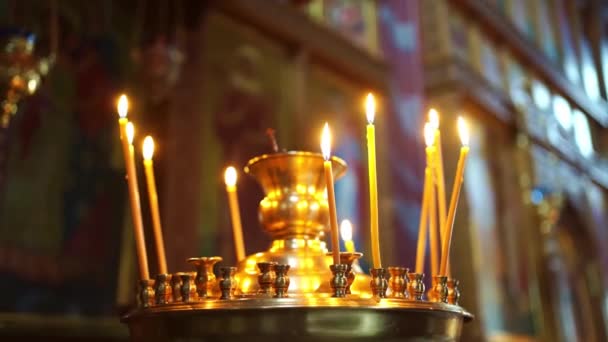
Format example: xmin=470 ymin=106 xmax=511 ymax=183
xmin=143 ymin=136 xmax=155 ymax=160
xmin=224 ymin=166 xmax=237 ymax=187
xmin=321 ymin=122 xmax=331 ymax=160
xmin=429 ymin=108 xmax=439 ymax=130
xmin=365 ymin=93 xmax=375 ymax=124
xmin=424 ymin=122 xmax=435 ymax=147
xmin=27 ymin=79 xmax=38 ymax=94
xmin=126 ymin=122 xmax=135 ymax=144
xmin=117 ymin=94 xmax=129 ymax=118
xmin=340 ymin=220 xmax=353 ymax=241
xmin=458 ymin=117 xmax=469 ymax=146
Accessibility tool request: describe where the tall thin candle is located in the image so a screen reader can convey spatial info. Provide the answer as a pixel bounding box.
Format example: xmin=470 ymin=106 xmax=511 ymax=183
xmin=142 ymin=136 xmax=168 ymax=275
xmin=321 ymin=123 xmax=340 ymax=265
xmin=440 ymin=117 xmax=470 ymax=276
xmin=225 ymin=166 xmax=246 ymax=262
xmin=429 ymin=109 xmax=447 ymax=247
xmin=116 ymin=97 xmax=149 ymax=281
xmin=415 ymin=123 xmax=435 ymax=274
xmin=365 ymin=93 xmax=382 ymax=268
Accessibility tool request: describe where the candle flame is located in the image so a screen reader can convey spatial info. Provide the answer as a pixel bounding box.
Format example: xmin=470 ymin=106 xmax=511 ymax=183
xmin=117 ymin=94 xmax=129 ymax=118
xmin=424 ymin=122 xmax=435 ymax=147
xmin=365 ymin=93 xmax=375 ymax=124
xmin=321 ymin=122 xmax=331 ymax=160
xmin=126 ymin=122 xmax=135 ymax=144
xmin=224 ymin=166 xmax=237 ymax=187
xmin=429 ymin=108 xmax=439 ymax=130
xmin=143 ymin=136 xmax=155 ymax=160
xmin=458 ymin=116 xmax=469 ymax=146
xmin=340 ymin=219 xmax=353 ymax=241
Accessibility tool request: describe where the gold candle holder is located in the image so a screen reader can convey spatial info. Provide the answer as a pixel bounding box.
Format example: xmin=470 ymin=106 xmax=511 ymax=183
xmin=370 ymin=268 xmax=389 ymax=298
xmin=273 ymin=264 xmax=291 ymax=298
xmin=407 ymin=272 xmax=425 ymax=301
xmin=427 ymin=275 xmax=448 ymax=303
xmin=188 ymin=256 xmax=222 ymax=298
xmin=388 ymin=267 xmax=408 ymax=299
xmin=447 ymin=278 xmax=461 ymax=305
xmin=219 ymin=267 xmax=237 ymax=300
xmin=138 ymin=279 xmax=155 ymax=309
xmin=329 ymin=264 xmax=349 ymax=298
xmin=155 ymin=274 xmax=173 ymax=305
xmin=180 ymin=273 xmax=198 ymax=303
xmin=257 ymin=262 xmax=277 ymax=297
xmin=329 ymin=252 xmax=363 ymax=295
xmin=171 ymin=272 xmax=186 ymax=302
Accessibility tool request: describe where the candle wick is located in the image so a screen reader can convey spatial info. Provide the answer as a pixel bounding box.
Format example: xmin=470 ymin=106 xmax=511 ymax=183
xmin=265 ymin=128 xmax=279 ymax=153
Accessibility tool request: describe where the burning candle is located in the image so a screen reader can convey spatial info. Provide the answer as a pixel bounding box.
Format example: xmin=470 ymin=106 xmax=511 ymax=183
xmin=440 ymin=117 xmax=470 ymax=276
xmin=429 ymin=109 xmax=447 ymax=247
xmin=142 ymin=136 xmax=168 ymax=275
xmin=340 ymin=220 xmax=355 ymax=253
xmin=415 ymin=123 xmax=435 ymax=274
xmin=116 ymin=96 xmax=149 ymax=280
xmin=415 ymin=167 xmax=431 ymax=274
xmin=224 ymin=166 xmax=246 ymax=262
xmin=321 ymin=123 xmax=340 ymax=265
xmin=365 ymin=93 xmax=382 ymax=269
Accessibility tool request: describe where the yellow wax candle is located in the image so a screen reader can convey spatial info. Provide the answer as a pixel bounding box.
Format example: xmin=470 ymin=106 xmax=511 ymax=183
xmin=118 ymin=95 xmax=150 ymax=280
xmin=365 ymin=93 xmax=381 ymax=269
xmin=224 ymin=166 xmax=246 ymax=262
xmin=428 ymin=163 xmax=438 ymax=276
xmin=340 ymin=220 xmax=356 ymax=253
xmin=429 ymin=109 xmax=447 ymax=248
xmin=415 ymin=123 xmax=435 ymax=274
xmin=142 ymin=136 xmax=168 ymax=275
xmin=321 ymin=123 xmax=341 ymax=265
xmin=440 ymin=117 xmax=470 ymax=276
xmin=117 ymin=96 xmax=149 ymax=281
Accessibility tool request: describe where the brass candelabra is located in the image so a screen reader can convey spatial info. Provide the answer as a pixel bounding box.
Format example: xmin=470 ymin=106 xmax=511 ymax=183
xmin=122 ymin=151 xmax=472 ymax=341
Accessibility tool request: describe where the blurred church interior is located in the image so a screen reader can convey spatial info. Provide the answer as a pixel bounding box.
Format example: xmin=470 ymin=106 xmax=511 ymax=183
xmin=0 ymin=0 xmax=607 ymax=341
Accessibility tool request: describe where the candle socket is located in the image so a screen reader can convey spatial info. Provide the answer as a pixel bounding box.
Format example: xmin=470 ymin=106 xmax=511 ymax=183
xmin=257 ymin=262 xmax=277 ymax=297
xmin=219 ymin=267 xmax=238 ymax=300
xmin=329 ymin=264 xmax=349 ymax=298
xmin=427 ymin=275 xmax=448 ymax=303
xmin=180 ymin=273 xmax=198 ymax=303
xmin=273 ymin=264 xmax=291 ymax=298
xmin=138 ymin=279 xmax=156 ymax=308
xmin=188 ymin=256 xmax=222 ymax=299
xmin=326 ymin=252 xmax=363 ymax=294
xmin=447 ymin=278 xmax=461 ymax=305
xmin=155 ymin=274 xmax=173 ymax=305
xmin=406 ymin=273 xmax=425 ymax=301
xmin=388 ymin=267 xmax=408 ymax=299
xmin=370 ymin=268 xmax=388 ymax=298
xmin=172 ymin=272 xmax=186 ymax=302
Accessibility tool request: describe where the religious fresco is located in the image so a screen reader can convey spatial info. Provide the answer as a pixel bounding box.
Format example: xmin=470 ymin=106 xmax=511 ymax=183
xmin=0 ymin=35 xmax=126 ymax=315
xmin=306 ymin=0 xmax=379 ymax=55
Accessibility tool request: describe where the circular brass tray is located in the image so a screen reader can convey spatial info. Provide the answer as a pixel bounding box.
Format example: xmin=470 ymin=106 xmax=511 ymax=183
xmin=123 ymin=297 xmax=472 ymax=342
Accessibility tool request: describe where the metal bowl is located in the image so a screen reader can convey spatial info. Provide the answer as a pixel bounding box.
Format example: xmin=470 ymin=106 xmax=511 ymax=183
xmin=123 ymin=296 xmax=472 ymax=341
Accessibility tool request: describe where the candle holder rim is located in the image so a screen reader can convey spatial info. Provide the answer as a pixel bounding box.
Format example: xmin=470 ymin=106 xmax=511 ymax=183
xmin=274 ymin=264 xmax=291 ymax=271
xmin=244 ymin=151 xmax=347 ymax=176
xmin=329 ymin=263 xmax=349 ymax=271
xmin=187 ymin=256 xmax=223 ymax=265
xmin=387 ymin=266 xmax=408 ymax=270
xmin=325 ymin=251 xmax=363 ymax=258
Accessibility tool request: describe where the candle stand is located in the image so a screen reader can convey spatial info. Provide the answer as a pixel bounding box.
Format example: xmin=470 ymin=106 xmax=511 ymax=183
xmin=122 ymin=152 xmax=472 ymax=341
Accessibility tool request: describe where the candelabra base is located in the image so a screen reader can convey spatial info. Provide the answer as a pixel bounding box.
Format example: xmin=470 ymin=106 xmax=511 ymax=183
xmin=122 ymin=297 xmax=472 ymax=341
